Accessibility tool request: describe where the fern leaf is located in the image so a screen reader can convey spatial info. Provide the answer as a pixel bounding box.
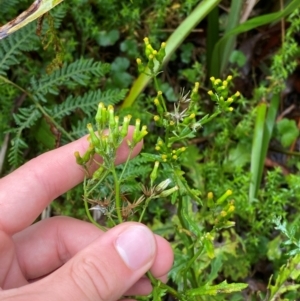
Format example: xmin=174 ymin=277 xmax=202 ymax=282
xmin=8 ymin=136 xmax=28 ymax=168
xmin=51 ymin=89 xmax=127 ymax=120
xmin=0 ymin=0 xmax=22 ymax=15
xmin=70 ymin=117 xmax=91 ymax=139
xmin=0 ymin=22 xmax=39 ymax=75
xmin=13 ymin=106 xmax=42 ymax=129
xmin=30 ymin=59 xmax=110 ymax=100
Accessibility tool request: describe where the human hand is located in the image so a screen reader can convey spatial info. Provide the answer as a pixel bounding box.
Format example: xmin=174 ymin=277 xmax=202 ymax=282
xmin=0 ymin=127 xmax=174 ymax=301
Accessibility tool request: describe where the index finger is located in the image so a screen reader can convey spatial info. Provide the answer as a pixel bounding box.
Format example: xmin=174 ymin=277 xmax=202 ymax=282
xmin=0 ymin=127 xmax=142 ymax=234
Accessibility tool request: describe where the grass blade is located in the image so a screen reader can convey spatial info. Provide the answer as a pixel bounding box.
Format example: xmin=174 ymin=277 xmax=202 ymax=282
xmin=249 ymin=102 xmax=267 ymax=201
xmin=211 ymin=0 xmax=300 ymax=77
xmin=121 ymin=0 xmax=222 ymax=108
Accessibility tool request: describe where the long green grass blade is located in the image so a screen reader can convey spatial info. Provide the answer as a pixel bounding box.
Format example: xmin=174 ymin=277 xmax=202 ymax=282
xmin=206 ymin=6 xmax=219 ymax=79
xmin=0 ymin=0 xmax=64 ymax=40
xmin=249 ymin=102 xmax=267 ymax=202
xmin=121 ymin=0 xmax=222 ymax=108
xmin=219 ymin=0 xmax=244 ymax=75
xmin=211 ymin=0 xmax=300 ymax=77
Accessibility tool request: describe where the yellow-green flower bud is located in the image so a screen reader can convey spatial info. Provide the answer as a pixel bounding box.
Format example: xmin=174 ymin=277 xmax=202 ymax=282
xmin=228 ymin=205 xmax=235 ymax=213
xmin=172 ymin=155 xmax=178 ymax=160
xmin=207 ymin=191 xmax=214 ymax=207
xmin=220 ymin=210 xmax=227 ymax=217
xmin=157 ymin=42 xmax=166 ymax=63
xmin=101 ymin=106 xmax=108 ymax=126
xmin=227 ymin=75 xmax=233 ymax=81
xmin=154 ymin=115 xmax=160 ymax=121
xmin=227 ymin=97 xmax=233 ymax=102
xmin=136 ymin=58 xmax=144 ymax=73
xmin=150 ymin=161 xmax=160 ymax=186
xmin=93 ymin=166 xmax=105 ymax=180
xmin=155 ymin=185 xmax=179 ymax=198
xmin=74 ymin=151 xmax=83 ymax=165
xmin=161 ymin=154 xmax=167 ymax=161
xmin=154 ymin=98 xmax=160 ymax=106
xmin=155 ymin=178 xmax=171 ymax=192
xmin=87 ymin=124 xmax=100 ymax=147
xmin=210 ymin=77 xmax=215 ymax=82
xmin=95 ymin=102 xmax=104 ymax=124
xmin=235 ymin=91 xmax=240 ymax=97
xmin=208 ymin=90 xmax=213 ymax=96
xmin=82 ymin=144 xmax=94 ymax=163
xmin=120 ymin=115 xmax=131 ymax=138
xmin=155 ymin=146 xmax=161 ymax=151
xmin=216 ymin=189 xmax=233 ymax=205
xmin=108 ymin=105 xmax=115 ymax=128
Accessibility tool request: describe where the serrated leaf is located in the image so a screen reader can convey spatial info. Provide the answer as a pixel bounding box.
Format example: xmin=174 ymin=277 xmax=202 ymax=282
xmin=186 ymin=281 xmax=248 ymax=296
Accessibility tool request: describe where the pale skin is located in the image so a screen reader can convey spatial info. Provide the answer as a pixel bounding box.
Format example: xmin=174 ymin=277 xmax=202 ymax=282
xmin=0 ymin=126 xmax=174 ymax=301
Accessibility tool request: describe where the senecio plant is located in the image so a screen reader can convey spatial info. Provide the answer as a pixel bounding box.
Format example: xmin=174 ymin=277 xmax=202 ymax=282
xmin=75 ymin=38 xmax=247 ymax=300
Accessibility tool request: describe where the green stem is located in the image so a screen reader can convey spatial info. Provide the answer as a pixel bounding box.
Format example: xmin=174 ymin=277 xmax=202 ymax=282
xmin=0 ymin=75 xmax=74 ymax=142
xmin=118 ymin=148 xmax=134 ymax=182
xmin=111 ymin=168 xmax=122 ymax=223
xmin=138 ymin=197 xmax=152 ymax=222
xmin=147 ymin=272 xmax=182 ymax=300
xmin=177 ymin=197 xmax=198 ymax=288
xmin=83 ymin=178 xmax=106 ymax=231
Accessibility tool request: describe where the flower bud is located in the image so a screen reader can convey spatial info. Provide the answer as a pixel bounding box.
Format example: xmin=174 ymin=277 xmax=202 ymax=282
xmin=87 ymin=124 xmax=100 ymax=147
xmin=155 ymin=185 xmax=179 ymax=198
xmin=150 ymin=161 xmax=160 ymax=186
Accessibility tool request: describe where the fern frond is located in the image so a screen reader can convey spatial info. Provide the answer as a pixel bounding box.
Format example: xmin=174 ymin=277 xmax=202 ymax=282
xmin=0 ymin=0 xmax=22 ymax=15
xmin=70 ymin=117 xmax=91 ymax=139
xmin=51 ymin=88 xmax=127 ymax=120
xmin=0 ymin=22 xmax=39 ymax=75
xmin=8 ymin=136 xmax=28 ymax=168
xmin=30 ymin=59 xmax=110 ymax=101
xmin=8 ymin=107 xmax=41 ymax=167
xmin=13 ymin=106 xmax=42 ymax=129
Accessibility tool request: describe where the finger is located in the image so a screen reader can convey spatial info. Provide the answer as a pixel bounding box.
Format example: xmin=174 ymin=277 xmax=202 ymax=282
xmin=13 ymin=218 xmax=173 ymax=286
xmin=0 ymin=127 xmax=142 ymax=234
xmin=0 ymin=231 xmax=27 ymax=289
xmin=2 ymin=223 xmax=158 ymax=301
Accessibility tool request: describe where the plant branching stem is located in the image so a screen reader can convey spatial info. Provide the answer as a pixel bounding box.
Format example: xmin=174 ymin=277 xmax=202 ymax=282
xmin=0 ymin=75 xmax=74 ymax=142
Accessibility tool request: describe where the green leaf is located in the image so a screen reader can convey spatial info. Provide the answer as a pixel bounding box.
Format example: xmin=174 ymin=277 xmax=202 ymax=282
xmin=96 ymin=29 xmax=120 ymax=46
xmin=186 ymin=280 xmax=248 ymax=296
xmin=277 ymin=118 xmax=299 ymax=148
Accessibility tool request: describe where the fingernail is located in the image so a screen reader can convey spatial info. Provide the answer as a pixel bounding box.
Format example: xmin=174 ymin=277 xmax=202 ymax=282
xmin=115 ymin=225 xmax=155 ymax=270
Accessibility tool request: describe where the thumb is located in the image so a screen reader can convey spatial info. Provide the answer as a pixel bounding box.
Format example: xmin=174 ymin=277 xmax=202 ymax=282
xmin=3 ymin=223 xmax=157 ymax=301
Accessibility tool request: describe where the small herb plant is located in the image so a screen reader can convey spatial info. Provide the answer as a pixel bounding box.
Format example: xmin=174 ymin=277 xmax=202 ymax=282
xmin=76 ymin=38 xmax=248 ymax=300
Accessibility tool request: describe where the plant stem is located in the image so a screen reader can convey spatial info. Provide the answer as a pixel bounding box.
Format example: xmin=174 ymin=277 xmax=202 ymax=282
xmin=138 ymin=197 xmax=152 ymax=222
xmin=0 ymin=75 xmax=75 ymax=142
xmin=83 ymin=178 xmax=106 ymax=231
xmin=147 ymin=271 xmax=183 ymax=300
xmin=111 ymin=168 xmax=122 ymax=223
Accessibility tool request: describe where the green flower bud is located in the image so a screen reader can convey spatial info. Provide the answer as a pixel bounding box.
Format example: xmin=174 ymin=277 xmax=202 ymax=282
xmin=95 ymin=102 xmax=104 ymax=124
xmin=93 ymin=166 xmax=105 ymax=180
xmin=74 ymin=151 xmax=83 ymax=165
xmin=155 ymin=185 xmax=179 ymax=198
xmin=120 ymin=115 xmax=131 ymax=138
xmin=150 ymin=161 xmax=160 ymax=186
xmin=87 ymin=124 xmax=100 ymax=147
